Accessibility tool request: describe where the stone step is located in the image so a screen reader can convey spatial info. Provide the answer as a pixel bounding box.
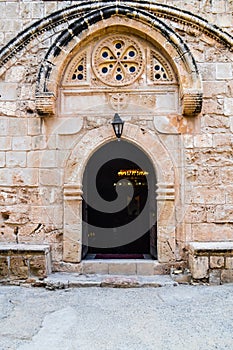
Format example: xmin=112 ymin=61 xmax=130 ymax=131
xmin=36 ymin=272 xmax=178 ymax=289
xmin=81 ymin=259 xmax=170 ymax=275
xmin=55 ymin=258 xmax=174 ymax=276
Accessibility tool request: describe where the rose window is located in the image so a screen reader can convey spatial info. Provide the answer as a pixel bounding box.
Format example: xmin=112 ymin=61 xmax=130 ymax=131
xmin=92 ymin=35 xmax=144 ymax=86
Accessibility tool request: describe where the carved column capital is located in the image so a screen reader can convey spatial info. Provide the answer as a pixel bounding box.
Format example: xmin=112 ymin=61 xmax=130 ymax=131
xmin=64 ymin=184 xmax=83 ymax=201
xmin=156 ymin=183 xmax=175 ymax=201
xmin=182 ymin=89 xmax=203 ymax=117
xmin=36 ymin=93 xmax=56 ymax=116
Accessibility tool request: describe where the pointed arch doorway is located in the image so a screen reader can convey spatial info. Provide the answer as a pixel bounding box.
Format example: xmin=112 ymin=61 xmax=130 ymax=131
xmin=82 ymin=140 xmax=157 ymax=259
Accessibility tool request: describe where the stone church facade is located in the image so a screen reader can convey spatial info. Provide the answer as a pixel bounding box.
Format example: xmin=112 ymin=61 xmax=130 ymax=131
xmin=0 ymin=0 xmax=233 ymax=284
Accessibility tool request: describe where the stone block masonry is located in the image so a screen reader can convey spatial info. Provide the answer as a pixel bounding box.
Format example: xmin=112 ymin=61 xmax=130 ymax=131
xmin=188 ymin=242 xmax=233 ymax=285
xmin=0 ymin=0 xmax=232 ymax=277
xmin=0 ymin=244 xmax=52 ymax=281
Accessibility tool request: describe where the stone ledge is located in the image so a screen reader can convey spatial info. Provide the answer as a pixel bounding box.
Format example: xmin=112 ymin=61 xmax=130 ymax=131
xmin=0 ymin=244 xmax=51 ymax=253
xmin=0 ymin=244 xmax=52 ymax=281
xmin=189 ymin=242 xmax=233 ymax=255
xmin=188 ymin=241 xmax=233 ymax=284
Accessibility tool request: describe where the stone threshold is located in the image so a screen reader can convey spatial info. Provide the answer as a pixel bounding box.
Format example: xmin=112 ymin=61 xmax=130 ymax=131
xmin=82 ymin=259 xmax=167 ymax=275
xmin=85 ymin=254 xmax=153 ymax=259
xmin=35 ymin=272 xmax=178 ymax=289
xmin=54 ymin=259 xmax=186 ymax=276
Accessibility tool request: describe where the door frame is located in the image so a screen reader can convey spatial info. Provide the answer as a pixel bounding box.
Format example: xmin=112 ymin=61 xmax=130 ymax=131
xmin=63 ymin=123 xmax=177 ymax=264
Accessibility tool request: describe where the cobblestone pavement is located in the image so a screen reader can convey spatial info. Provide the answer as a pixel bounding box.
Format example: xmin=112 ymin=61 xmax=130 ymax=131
xmin=0 ymin=283 xmax=233 ymax=350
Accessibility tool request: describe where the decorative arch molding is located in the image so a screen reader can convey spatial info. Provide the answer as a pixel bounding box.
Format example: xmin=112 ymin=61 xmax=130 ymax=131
xmin=35 ymin=5 xmax=203 ymax=117
xmin=63 ymin=123 xmax=178 ymax=263
xmin=0 ymin=0 xmax=232 ymax=69
xmin=1 ymin=2 xmax=232 ymax=117
xmin=64 ymin=123 xmax=176 ymax=185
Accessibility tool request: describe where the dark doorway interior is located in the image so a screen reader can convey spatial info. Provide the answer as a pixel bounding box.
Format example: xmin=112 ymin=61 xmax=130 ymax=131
xmin=82 ymin=140 xmax=157 ymax=258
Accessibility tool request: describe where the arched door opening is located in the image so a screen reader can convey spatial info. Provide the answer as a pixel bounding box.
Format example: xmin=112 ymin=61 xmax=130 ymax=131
xmin=82 ymin=140 xmax=157 ymax=259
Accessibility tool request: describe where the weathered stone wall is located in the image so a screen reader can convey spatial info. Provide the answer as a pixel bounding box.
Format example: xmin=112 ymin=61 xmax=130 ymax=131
xmin=0 ymin=1 xmax=232 ymax=271
xmin=0 ymin=1 xmax=233 ymax=49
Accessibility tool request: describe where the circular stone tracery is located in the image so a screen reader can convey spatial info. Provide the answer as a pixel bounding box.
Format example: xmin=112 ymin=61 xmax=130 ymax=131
xmin=92 ymin=35 xmax=144 ymax=86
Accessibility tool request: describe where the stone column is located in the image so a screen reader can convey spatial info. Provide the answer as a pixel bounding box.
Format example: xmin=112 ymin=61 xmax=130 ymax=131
xmin=156 ymin=182 xmax=176 ymax=263
xmin=63 ymin=184 xmax=83 ymax=263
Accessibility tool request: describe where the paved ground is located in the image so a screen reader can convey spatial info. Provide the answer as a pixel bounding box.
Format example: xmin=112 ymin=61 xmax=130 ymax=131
xmin=0 ymin=283 xmax=233 ymax=350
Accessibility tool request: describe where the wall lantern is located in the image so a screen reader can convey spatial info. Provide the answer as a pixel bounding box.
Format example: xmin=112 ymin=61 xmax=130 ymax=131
xmin=111 ymin=113 xmax=124 ymax=141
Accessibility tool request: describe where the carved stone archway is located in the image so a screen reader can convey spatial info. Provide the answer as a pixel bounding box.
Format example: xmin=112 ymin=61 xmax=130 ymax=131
xmin=35 ymin=5 xmax=203 ymax=118
xmin=63 ymin=123 xmax=178 ymax=263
